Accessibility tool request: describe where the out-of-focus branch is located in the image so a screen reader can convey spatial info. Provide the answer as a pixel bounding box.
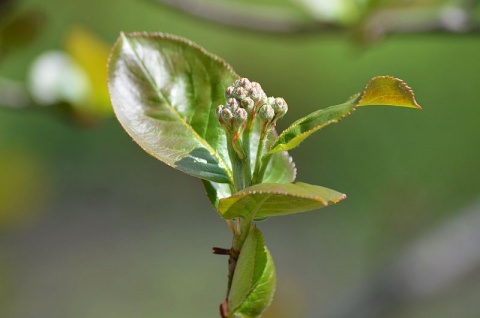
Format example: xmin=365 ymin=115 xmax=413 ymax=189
xmin=361 ymin=5 xmax=480 ymax=42
xmin=151 ymin=0 xmax=480 ymax=38
xmin=150 ymin=0 xmax=340 ymax=34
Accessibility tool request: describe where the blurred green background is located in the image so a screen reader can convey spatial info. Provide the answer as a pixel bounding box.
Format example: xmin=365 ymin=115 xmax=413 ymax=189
xmin=1 ymin=0 xmax=480 ymax=317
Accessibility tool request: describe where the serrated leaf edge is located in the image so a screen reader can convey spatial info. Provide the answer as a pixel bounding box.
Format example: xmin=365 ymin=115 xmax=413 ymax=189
xmin=229 ymin=187 xmax=347 ymax=205
xmin=268 ymin=94 xmax=359 ymax=154
xmin=357 ymin=75 xmax=422 ymax=109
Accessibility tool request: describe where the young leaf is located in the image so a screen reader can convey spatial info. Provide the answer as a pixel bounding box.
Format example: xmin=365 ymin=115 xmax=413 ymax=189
xmin=108 ymin=32 xmax=237 ymax=184
xmin=357 ymin=75 xmax=422 ymax=108
xmin=267 ymin=94 xmax=358 ymax=155
xmin=268 ymin=76 xmax=421 ymax=155
xmin=219 ymin=182 xmax=346 ymax=220
xmin=229 ymin=228 xmax=276 ymax=318
xmin=202 ymin=180 xmax=232 ymax=209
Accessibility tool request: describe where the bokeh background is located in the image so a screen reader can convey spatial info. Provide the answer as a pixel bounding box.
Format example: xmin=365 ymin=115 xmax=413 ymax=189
xmin=2 ymin=0 xmax=480 ymax=317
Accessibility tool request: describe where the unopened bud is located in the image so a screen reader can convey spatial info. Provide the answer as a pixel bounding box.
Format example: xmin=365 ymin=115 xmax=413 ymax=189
xmin=241 ymin=97 xmax=254 ymax=112
xmin=250 ymin=82 xmax=266 ymax=102
xmin=233 ymin=87 xmax=247 ymax=100
xmin=225 ymin=86 xmax=235 ymax=99
xmin=234 ymin=78 xmax=252 ymax=90
xmin=258 ymin=104 xmax=274 ymax=122
xmin=216 ymin=105 xmax=224 ymax=119
xmin=273 ymin=97 xmax=288 ymax=118
xmin=226 ymin=97 xmax=239 ymax=110
xmin=220 ymin=108 xmax=233 ymax=127
xmin=233 ymin=108 xmax=248 ymax=128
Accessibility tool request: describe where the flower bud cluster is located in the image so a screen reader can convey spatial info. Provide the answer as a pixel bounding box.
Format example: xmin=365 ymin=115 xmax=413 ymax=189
xmin=216 ymin=78 xmax=288 ymax=133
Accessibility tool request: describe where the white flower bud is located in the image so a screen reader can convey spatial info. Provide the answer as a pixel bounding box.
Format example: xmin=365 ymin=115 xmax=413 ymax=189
xmin=233 ymin=107 xmax=247 ymax=127
xmin=226 ymin=97 xmax=239 ymax=110
xmin=249 ymin=82 xmax=267 ymax=102
xmin=241 ymin=97 xmax=254 ymax=112
xmin=216 ymin=105 xmax=224 ymax=118
xmin=234 ymin=78 xmax=252 ymax=90
xmin=258 ymin=104 xmax=274 ymax=122
xmin=273 ymin=97 xmax=288 ymax=118
xmin=225 ymin=86 xmax=235 ymax=99
xmin=220 ymin=108 xmax=233 ymax=125
xmin=233 ymin=87 xmax=247 ymax=100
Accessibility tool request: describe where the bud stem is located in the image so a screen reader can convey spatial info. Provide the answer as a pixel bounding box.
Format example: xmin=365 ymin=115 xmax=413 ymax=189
xmin=252 ymin=122 xmax=271 ymax=184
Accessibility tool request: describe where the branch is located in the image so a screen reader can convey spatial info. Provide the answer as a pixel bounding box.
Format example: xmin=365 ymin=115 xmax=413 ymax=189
xmin=149 ymin=0 xmax=340 ymax=34
xmin=361 ymin=5 xmax=480 ymax=42
xmin=150 ymin=0 xmax=480 ymax=37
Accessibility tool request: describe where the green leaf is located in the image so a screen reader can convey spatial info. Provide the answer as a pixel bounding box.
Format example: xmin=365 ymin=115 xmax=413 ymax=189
xmin=219 ymin=182 xmax=346 ymax=219
xmin=202 ymin=180 xmax=232 ymax=209
xmin=357 ymin=75 xmax=422 ymax=108
xmin=229 ymin=228 xmax=276 ymax=318
xmin=268 ymin=76 xmax=421 ymax=155
xmin=262 ymin=131 xmax=297 ymax=184
xmin=108 ymin=32 xmax=237 ymax=184
xmin=267 ymin=94 xmax=359 ymax=155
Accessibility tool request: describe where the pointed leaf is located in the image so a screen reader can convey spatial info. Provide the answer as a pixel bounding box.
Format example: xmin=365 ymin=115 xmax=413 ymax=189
xmin=262 ymin=149 xmax=297 ymax=184
xmin=219 ymin=182 xmax=346 ymax=220
xmin=108 ymin=32 xmax=236 ymax=183
xmin=262 ymin=129 xmax=297 ymax=184
xmin=357 ymin=76 xmax=422 ymax=109
xmin=268 ymin=76 xmax=421 ymax=155
xmin=268 ymin=95 xmax=358 ymax=155
xmin=229 ymin=228 xmax=276 ymax=318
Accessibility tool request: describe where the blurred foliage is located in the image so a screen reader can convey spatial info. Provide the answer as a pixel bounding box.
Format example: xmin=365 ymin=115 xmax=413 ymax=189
xmin=152 ymin=0 xmax=480 ymax=42
xmin=1 ymin=2 xmax=111 ymax=124
xmin=0 ymin=5 xmax=45 ymax=59
xmin=0 ymin=149 xmax=51 ymax=229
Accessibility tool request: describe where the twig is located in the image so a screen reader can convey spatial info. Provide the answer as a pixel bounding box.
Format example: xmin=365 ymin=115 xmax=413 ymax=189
xmin=149 ymin=0 xmax=339 ymax=34
xmin=150 ymin=0 xmax=480 ymax=37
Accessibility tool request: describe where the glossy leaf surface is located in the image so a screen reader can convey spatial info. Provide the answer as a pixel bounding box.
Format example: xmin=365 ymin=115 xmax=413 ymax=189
xmin=268 ymin=76 xmax=421 ymax=154
xmin=109 ymin=32 xmax=296 ymax=194
xmin=108 ymin=32 xmax=236 ymax=183
xmin=229 ymin=228 xmax=276 ymax=318
xmin=219 ymin=182 xmax=346 ymax=219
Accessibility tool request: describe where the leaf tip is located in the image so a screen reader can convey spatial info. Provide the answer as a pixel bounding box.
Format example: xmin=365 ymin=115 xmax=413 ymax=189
xmin=357 ymin=75 xmax=422 ymax=109
xmin=333 ymin=193 xmax=347 ymax=203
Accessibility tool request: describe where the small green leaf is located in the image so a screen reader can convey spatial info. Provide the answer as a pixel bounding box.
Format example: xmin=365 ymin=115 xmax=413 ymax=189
xmin=219 ymin=182 xmax=346 ymax=220
xmin=202 ymin=180 xmax=232 ymax=209
xmin=267 ymin=94 xmax=358 ymax=155
xmin=261 ymin=131 xmax=297 ymax=184
xmin=357 ymin=76 xmax=422 ymax=109
xmin=229 ymin=228 xmax=276 ymax=318
xmin=108 ymin=32 xmax=237 ymax=184
xmin=268 ymin=76 xmax=421 ymax=154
